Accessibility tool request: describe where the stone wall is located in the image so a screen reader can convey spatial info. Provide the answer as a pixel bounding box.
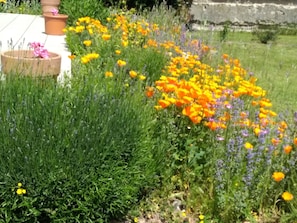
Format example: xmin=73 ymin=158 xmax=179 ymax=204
xmin=190 ymin=0 xmax=297 ymax=27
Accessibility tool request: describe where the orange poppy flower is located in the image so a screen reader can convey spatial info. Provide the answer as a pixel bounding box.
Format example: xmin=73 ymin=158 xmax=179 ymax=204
xmin=129 ymin=70 xmax=137 ymax=78
xmin=145 ymin=87 xmax=154 ymax=98
xmin=117 ymin=60 xmax=126 ymax=67
xmin=68 ymin=54 xmax=76 ymax=60
xmin=102 ymin=34 xmax=111 ymax=41
xmin=272 ymin=172 xmax=285 ymax=182
xmin=283 ymin=145 xmax=292 ymax=154
xmin=158 ymin=100 xmax=170 ymax=108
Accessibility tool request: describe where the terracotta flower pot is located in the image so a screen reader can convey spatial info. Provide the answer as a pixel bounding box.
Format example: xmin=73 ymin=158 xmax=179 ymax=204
xmin=43 ymin=13 xmax=68 ymax=35
xmin=40 ymin=0 xmax=61 ymax=14
xmin=1 ymin=50 xmax=61 ymax=78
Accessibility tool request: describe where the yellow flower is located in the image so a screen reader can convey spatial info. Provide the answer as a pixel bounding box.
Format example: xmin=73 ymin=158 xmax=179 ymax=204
xmin=75 ymin=25 xmax=85 ymax=33
xmin=105 ymin=71 xmax=113 ymax=78
xmin=102 ymin=34 xmax=111 ymax=41
xmin=244 ymin=142 xmax=253 ymax=149
xmin=87 ymin=28 xmax=93 ymax=35
xmin=81 ymin=57 xmax=90 ymax=64
xmin=16 ymin=188 xmax=23 ymax=195
xmin=133 ymin=217 xmax=139 ymax=223
xmin=181 ymin=210 xmax=186 ymax=217
xmin=115 ymin=50 xmax=121 ymax=55
xmin=138 ymin=75 xmax=146 ymax=81
xmin=16 ymin=188 xmax=26 ymax=195
xmin=81 ymin=53 xmax=99 ymax=64
xmin=117 ymin=60 xmax=126 ymax=67
xmin=282 ymin=191 xmax=293 ymax=201
xmin=272 ymin=171 xmax=285 ymax=182
xmin=122 ymin=40 xmax=128 ymax=47
xmin=83 ymin=40 xmax=92 ymax=47
xmin=16 ymin=182 xmax=26 ymax=195
xmin=129 ymin=70 xmax=137 ymax=78
xmin=0 ymin=0 xmax=6 ymax=3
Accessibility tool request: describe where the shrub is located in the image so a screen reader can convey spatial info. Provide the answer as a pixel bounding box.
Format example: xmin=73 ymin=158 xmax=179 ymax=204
xmin=219 ymin=21 xmax=231 ymax=42
xmin=0 ymin=74 xmax=158 ymax=221
xmin=252 ymin=24 xmax=279 ymax=44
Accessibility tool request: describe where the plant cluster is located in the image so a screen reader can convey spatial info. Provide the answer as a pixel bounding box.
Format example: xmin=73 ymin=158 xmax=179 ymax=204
xmin=144 ymin=40 xmax=297 ymax=222
xmin=0 ymin=0 xmax=41 ymax=14
xmin=64 ymin=9 xmax=297 ymax=223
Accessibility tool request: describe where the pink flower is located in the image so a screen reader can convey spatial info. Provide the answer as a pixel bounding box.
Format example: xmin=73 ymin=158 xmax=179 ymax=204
xmin=29 ymin=42 xmax=49 ymax=59
xmin=51 ymin=8 xmax=58 ymax=16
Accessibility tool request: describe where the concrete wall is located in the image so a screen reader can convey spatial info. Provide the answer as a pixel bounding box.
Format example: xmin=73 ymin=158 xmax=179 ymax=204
xmin=190 ymin=0 xmax=297 ymax=26
xmin=210 ymin=0 xmax=296 ymax=4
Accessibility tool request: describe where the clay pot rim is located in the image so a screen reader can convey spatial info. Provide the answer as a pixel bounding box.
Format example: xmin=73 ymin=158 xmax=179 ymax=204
xmin=1 ymin=50 xmax=61 ymax=61
xmin=43 ymin=13 xmax=68 ymax=18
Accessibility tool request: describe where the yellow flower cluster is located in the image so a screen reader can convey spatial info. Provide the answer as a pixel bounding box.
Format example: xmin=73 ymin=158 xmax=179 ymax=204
xmin=81 ymin=53 xmax=99 ymax=64
xmin=16 ymin=182 xmax=26 ymax=195
xmin=151 ymin=51 xmax=296 ymax=208
xmin=64 ymin=13 xmax=164 ymax=66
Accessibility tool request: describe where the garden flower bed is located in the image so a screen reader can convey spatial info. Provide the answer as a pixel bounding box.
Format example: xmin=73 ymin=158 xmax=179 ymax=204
xmin=0 ymin=6 xmax=296 ymax=223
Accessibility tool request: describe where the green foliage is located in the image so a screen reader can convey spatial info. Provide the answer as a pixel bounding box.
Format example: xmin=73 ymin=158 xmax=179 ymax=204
xmin=252 ymin=24 xmax=280 ymax=44
xmin=59 ymin=0 xmax=110 ymax=25
xmin=0 ymin=75 xmax=158 ymax=222
xmin=219 ymin=21 xmax=231 ymax=42
xmin=107 ymin=0 xmax=193 ymax=11
xmin=278 ymin=24 xmax=297 ymax=35
xmin=106 ymin=0 xmax=193 ymax=25
xmin=0 ymin=0 xmax=41 ymax=14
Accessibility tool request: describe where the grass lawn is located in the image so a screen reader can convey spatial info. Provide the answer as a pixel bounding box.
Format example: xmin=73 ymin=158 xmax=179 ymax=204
xmin=192 ymin=30 xmax=297 ymax=112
